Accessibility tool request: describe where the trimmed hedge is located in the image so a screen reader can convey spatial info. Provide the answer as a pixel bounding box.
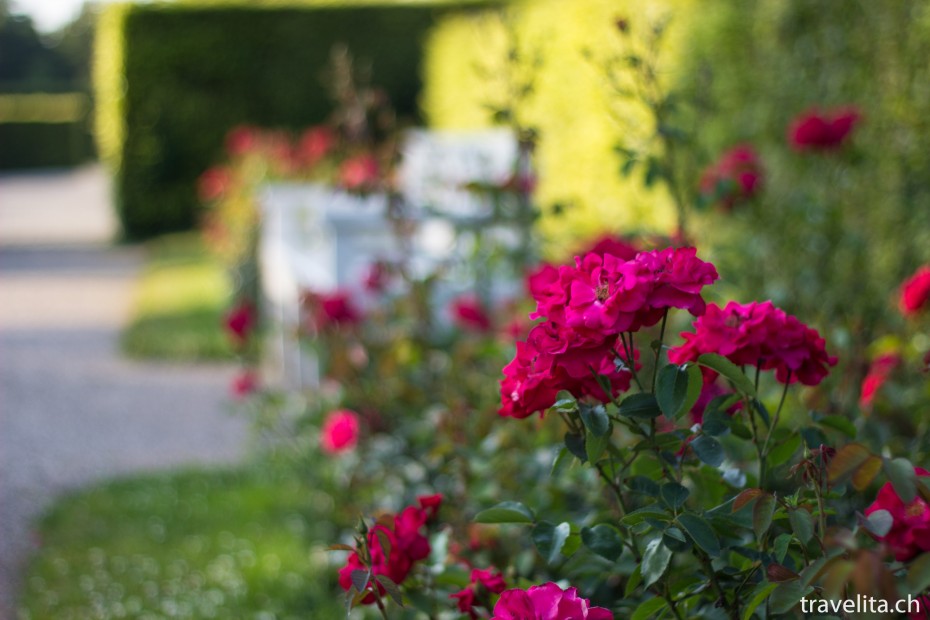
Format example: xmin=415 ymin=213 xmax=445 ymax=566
xmin=0 ymin=93 xmax=94 ymax=169
xmin=95 ymin=2 xmax=497 ymax=240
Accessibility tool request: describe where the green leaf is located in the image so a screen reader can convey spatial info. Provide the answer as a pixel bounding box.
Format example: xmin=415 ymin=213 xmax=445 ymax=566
xmin=474 ymin=501 xmax=534 ymax=524
xmin=697 ymin=353 xmax=756 ymax=396
xmin=774 ymin=533 xmax=792 ymax=563
xmin=619 ymin=393 xmax=662 ymax=419
xmin=701 ymin=404 xmax=731 ymax=437
xmin=906 ymin=553 xmax=930 ymax=595
xmin=662 ymin=527 xmax=691 ymax=552
xmin=581 ymin=524 xmax=625 ymax=562
xmin=580 ymin=403 xmax=610 ymax=436
xmin=641 ymin=537 xmax=673 ymax=587
xmin=625 ymin=564 xmax=643 ymax=597
xmin=660 ymin=482 xmax=690 ymax=510
xmin=564 ymin=433 xmax=587 ymax=463
xmin=884 ymin=457 xmax=918 ymax=503
xmin=741 ymin=582 xmax=778 ymax=620
xmin=551 ymin=447 xmax=571 ymax=478
xmin=767 ymin=434 xmax=802 ymax=467
xmin=827 ymin=442 xmax=874 ymax=485
xmin=817 ymin=414 xmax=856 ymax=438
xmin=350 ymin=569 xmax=371 ymax=593
xmin=768 ymin=581 xmax=811 ymax=614
xmin=373 ymin=575 xmax=404 ymax=607
xmin=753 ymin=494 xmax=776 ymax=540
xmin=632 ymin=597 xmax=669 ymax=620
xmin=691 ymin=434 xmax=725 ymax=467
xmin=532 ymin=521 xmax=571 ymax=564
xmin=621 ymin=506 xmax=672 ymax=526
xmin=586 ymin=428 xmax=610 ymax=464
xmin=861 ymin=509 xmax=893 ymax=537
xmin=788 ymin=509 xmax=813 ymax=544
xmin=678 ymin=514 xmax=721 ymax=556
xmin=656 ymin=364 xmax=702 ymax=419
xmin=628 ymin=475 xmax=660 ymax=497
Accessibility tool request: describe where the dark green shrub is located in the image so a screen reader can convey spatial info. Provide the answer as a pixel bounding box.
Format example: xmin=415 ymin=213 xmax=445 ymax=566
xmin=94 ymin=2 xmax=497 ymax=240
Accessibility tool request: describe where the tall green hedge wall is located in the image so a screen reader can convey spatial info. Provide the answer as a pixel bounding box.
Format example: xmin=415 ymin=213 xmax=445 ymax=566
xmin=95 ymin=2 xmax=494 ymax=240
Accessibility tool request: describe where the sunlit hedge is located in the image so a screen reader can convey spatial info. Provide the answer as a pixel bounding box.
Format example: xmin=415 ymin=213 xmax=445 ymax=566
xmin=422 ymin=0 xmax=702 ymax=253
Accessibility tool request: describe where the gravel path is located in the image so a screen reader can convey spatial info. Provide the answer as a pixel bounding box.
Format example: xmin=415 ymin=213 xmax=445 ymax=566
xmin=0 ymin=166 xmax=250 ymax=617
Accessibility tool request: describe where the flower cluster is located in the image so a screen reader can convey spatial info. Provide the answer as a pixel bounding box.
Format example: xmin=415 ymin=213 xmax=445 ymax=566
xmin=450 ymin=567 xmax=508 ymax=618
xmin=668 ymin=301 xmax=837 ymax=386
xmin=501 ymin=247 xmax=717 ymax=418
xmin=788 ymin=107 xmax=861 ymax=151
xmin=338 ymin=495 xmax=442 ymax=603
xmin=491 ymin=582 xmax=612 ymax=620
xmin=321 ymin=409 xmax=361 ymax=454
xmin=531 ymin=247 xmax=718 ymax=336
xmin=900 ymin=265 xmax=930 ymax=316
xmin=865 ymin=467 xmax=930 ymax=562
xmin=699 ymin=145 xmax=764 ymax=210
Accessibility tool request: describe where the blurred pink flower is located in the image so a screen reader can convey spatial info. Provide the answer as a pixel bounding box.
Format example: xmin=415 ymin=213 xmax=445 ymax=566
xmin=320 ymin=409 xmax=360 ymax=454
xmin=788 ymin=107 xmax=861 ymax=151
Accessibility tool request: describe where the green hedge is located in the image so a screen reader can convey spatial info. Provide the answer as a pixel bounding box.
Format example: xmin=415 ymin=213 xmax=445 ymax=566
xmin=0 ymin=93 xmax=94 ymax=169
xmin=95 ymin=2 xmax=496 ymax=240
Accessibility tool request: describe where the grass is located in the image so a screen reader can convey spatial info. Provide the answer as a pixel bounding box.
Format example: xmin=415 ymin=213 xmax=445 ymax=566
xmin=18 ymin=465 xmax=346 ymax=619
xmin=121 ymin=233 xmax=235 ymax=361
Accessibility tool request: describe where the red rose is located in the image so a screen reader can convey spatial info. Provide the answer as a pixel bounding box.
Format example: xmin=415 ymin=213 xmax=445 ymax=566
xmin=224 ymin=301 xmax=256 ymax=346
xmin=225 ymin=125 xmax=260 ymax=156
xmin=339 ymin=154 xmax=381 ymax=192
xmin=320 ymin=409 xmax=360 ymax=454
xmin=864 ymin=467 xmax=930 ymax=562
xmin=338 ymin=496 xmax=441 ymax=604
xmin=699 ymin=145 xmax=764 ymax=210
xmin=859 ymin=353 xmax=901 ymax=411
xmin=582 ymin=234 xmax=639 ymax=261
xmin=304 ymin=290 xmax=363 ymax=330
xmin=788 ymin=107 xmax=861 ymax=151
xmin=900 ymin=266 xmax=930 ymax=316
xmin=491 ymin=582 xmax=612 ymax=620
xmin=451 ymin=295 xmax=492 ymax=332
xmin=231 ymin=370 xmax=258 ymax=399
xmin=669 ymin=301 xmax=837 ymax=386
xmin=197 ymin=166 xmax=231 ymax=202
xmin=296 ymin=125 xmax=336 ymax=168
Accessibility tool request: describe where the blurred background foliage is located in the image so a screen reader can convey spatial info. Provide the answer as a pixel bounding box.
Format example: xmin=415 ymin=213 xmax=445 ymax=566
xmin=93 ymin=1 xmax=500 ymax=240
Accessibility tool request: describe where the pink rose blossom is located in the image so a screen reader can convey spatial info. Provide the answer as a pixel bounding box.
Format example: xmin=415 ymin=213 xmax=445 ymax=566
xmin=859 ymin=353 xmax=901 ymax=410
xmin=451 ymin=295 xmax=492 ymax=332
xmin=224 ymin=300 xmax=256 ymax=346
xmin=451 ymin=567 xmax=508 ymax=618
xmin=231 ymin=370 xmax=258 ymax=398
xmin=320 ymin=409 xmax=360 ymax=454
xmin=900 ymin=266 xmax=930 ymax=316
xmin=668 ymin=301 xmax=837 ymax=386
xmin=296 ymin=125 xmax=336 ymax=168
xmin=338 ymin=496 xmax=441 ymax=604
xmin=339 ymin=154 xmax=381 ymax=192
xmin=864 ymin=467 xmax=930 ymax=562
xmin=788 ymin=107 xmax=861 ymax=151
xmin=491 ymin=582 xmax=612 ymax=620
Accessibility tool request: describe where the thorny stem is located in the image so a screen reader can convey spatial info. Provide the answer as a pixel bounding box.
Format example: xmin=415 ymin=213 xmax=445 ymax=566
xmin=651 ymin=310 xmax=669 ymax=392
xmin=696 ymin=549 xmax=740 ymax=620
xmin=762 ymin=373 xmax=791 ymax=458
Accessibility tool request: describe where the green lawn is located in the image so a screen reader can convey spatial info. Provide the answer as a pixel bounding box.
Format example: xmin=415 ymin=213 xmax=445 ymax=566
xmin=18 ymin=465 xmax=345 ymax=619
xmin=121 ymin=233 xmax=235 ymax=361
